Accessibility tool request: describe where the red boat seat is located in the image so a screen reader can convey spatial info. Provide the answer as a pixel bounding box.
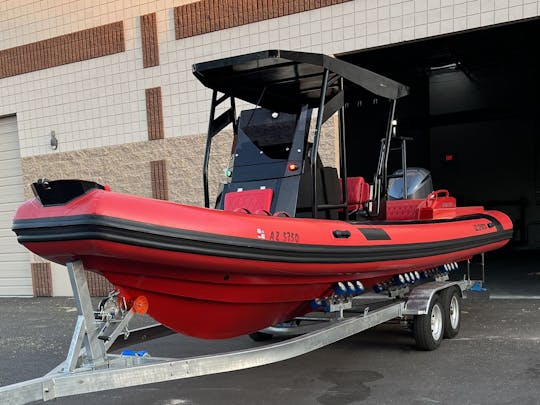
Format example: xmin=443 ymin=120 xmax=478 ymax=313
xmin=386 ymin=199 xmax=424 ymax=220
xmin=339 ymin=177 xmax=371 ymax=212
xmin=224 ymin=188 xmax=274 ymax=214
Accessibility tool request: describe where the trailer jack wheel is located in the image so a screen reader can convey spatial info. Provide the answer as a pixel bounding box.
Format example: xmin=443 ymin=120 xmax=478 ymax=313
xmin=440 ymin=286 xmax=461 ymax=339
xmin=413 ymin=296 xmax=444 ymax=351
xmin=249 ymin=331 xmax=274 ymax=342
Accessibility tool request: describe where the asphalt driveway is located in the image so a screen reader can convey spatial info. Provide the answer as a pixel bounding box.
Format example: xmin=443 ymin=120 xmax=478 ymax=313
xmin=0 ymin=297 xmax=538 ymax=405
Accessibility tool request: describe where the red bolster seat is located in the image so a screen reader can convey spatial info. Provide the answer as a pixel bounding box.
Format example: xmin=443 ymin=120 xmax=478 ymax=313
xmin=386 ymin=199 xmax=424 ymax=220
xmin=339 ymin=177 xmax=370 ymax=212
xmin=224 ymin=188 xmax=273 ymax=214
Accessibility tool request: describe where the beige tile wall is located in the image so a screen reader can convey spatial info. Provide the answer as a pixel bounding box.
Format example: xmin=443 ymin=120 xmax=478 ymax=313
xmin=1 ymin=1 xmax=537 ymax=157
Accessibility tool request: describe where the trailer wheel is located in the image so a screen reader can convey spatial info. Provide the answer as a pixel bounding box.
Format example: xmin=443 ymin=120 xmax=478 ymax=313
xmin=248 ymin=332 xmax=273 ymax=342
xmin=413 ymin=296 xmax=444 ymax=351
xmin=440 ymin=286 xmax=461 ymax=339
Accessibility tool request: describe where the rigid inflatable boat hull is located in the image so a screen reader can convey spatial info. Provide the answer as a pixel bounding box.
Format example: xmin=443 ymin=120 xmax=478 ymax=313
xmin=13 ymin=189 xmax=513 ymax=339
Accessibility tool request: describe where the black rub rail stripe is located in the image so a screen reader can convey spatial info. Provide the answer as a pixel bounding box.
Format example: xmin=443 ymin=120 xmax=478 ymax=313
xmin=13 ymin=215 xmax=512 ymax=264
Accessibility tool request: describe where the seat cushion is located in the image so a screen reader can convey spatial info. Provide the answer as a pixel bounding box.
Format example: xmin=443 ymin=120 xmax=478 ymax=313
xmin=386 ymin=199 xmax=424 ymax=220
xmin=224 ymin=188 xmax=273 ymax=213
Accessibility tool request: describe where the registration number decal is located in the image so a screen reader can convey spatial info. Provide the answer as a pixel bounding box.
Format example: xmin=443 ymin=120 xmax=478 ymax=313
xmin=269 ymin=231 xmax=300 ymax=243
xmin=256 ymin=228 xmax=300 ymax=243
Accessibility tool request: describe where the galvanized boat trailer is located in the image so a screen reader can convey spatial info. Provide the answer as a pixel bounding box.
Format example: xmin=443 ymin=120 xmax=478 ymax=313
xmin=0 ymin=260 xmax=476 ymax=404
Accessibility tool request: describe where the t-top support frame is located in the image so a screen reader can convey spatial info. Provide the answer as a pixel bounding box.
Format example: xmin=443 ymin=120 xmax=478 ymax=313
xmin=203 ymin=91 xmax=237 ymax=208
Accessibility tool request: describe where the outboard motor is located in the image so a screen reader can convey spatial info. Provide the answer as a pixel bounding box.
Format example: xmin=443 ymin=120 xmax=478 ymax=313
xmin=388 ymin=167 xmax=433 ymax=200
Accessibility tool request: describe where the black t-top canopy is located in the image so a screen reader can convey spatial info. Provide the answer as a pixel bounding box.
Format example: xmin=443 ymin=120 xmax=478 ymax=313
xmin=193 ymin=50 xmax=409 ymax=113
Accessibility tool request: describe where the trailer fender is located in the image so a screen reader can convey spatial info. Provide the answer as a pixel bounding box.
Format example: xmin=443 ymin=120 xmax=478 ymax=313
xmin=403 ymin=281 xmax=464 ymax=316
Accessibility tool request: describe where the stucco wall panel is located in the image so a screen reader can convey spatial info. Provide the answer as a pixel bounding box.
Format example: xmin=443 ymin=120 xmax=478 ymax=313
xmin=21 ymin=134 xmax=230 ymax=207
xmin=21 ymin=118 xmax=336 ymax=208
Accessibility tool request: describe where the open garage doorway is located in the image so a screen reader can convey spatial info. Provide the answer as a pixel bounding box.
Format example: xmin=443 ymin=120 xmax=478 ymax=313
xmin=339 ymin=18 xmax=540 ymax=297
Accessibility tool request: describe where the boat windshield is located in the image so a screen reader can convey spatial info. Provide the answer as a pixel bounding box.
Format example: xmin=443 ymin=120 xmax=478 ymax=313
xmin=230 ymin=108 xmax=308 ymax=182
xmin=242 ymin=119 xmax=296 ymax=160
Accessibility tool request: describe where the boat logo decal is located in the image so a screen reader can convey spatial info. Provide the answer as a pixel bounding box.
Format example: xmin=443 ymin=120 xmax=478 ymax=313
xmin=256 ymin=228 xmax=266 ymax=240
xmin=473 ymin=223 xmax=488 ymax=232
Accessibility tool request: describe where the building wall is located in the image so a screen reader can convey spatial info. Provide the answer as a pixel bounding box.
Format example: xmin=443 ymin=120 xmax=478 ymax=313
xmin=2 ymin=0 xmax=538 ymax=157
xmin=1 ymin=0 xmax=538 ymax=295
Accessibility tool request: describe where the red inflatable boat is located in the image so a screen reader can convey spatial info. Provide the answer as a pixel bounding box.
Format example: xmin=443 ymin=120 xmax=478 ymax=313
xmin=13 ymin=50 xmax=513 ymax=339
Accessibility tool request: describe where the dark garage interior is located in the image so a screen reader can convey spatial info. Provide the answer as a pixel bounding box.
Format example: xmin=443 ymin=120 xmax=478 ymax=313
xmin=339 ymin=18 xmax=540 ymax=297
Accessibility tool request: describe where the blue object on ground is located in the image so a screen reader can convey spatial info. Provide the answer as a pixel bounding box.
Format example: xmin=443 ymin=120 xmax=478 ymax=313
xmin=121 ymin=350 xmax=148 ymax=357
xmin=470 ymin=281 xmax=487 ymax=292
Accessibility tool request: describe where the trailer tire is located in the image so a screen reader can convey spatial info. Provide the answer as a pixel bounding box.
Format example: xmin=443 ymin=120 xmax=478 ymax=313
xmin=248 ymin=332 xmax=273 ymax=342
xmin=413 ymin=295 xmax=444 ymax=351
xmin=440 ymin=286 xmax=461 ymax=339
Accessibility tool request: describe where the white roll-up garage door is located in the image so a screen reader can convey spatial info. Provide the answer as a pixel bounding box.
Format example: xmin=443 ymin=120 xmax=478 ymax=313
xmin=0 ymin=115 xmax=31 ymax=296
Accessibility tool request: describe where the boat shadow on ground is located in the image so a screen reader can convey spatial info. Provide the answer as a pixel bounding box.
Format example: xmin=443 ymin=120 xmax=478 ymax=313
xmin=111 ymin=319 xmax=417 ymax=366
xmin=326 ymin=323 xmax=417 ymax=353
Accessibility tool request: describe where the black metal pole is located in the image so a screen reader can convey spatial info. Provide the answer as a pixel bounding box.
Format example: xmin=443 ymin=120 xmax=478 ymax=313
xmin=311 ymin=68 xmax=330 ymax=219
xmin=230 ymin=97 xmax=237 ymax=135
xmin=338 ymin=77 xmax=348 ymax=220
xmin=381 ymin=99 xmax=397 ymax=201
xmin=203 ymin=90 xmax=218 ymax=208
xmin=401 ymin=135 xmax=408 ymax=199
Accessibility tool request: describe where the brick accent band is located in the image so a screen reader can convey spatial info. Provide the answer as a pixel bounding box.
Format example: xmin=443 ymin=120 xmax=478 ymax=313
xmin=86 ymin=270 xmax=114 ymax=297
xmin=145 ymin=87 xmax=164 ymax=140
xmin=0 ymin=21 xmax=125 ymax=80
xmin=31 ymin=262 xmax=52 ymax=297
xmin=174 ymin=0 xmax=352 ymax=39
xmin=151 ymin=160 xmax=169 ymax=200
xmin=141 ymin=13 xmax=160 ymax=68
